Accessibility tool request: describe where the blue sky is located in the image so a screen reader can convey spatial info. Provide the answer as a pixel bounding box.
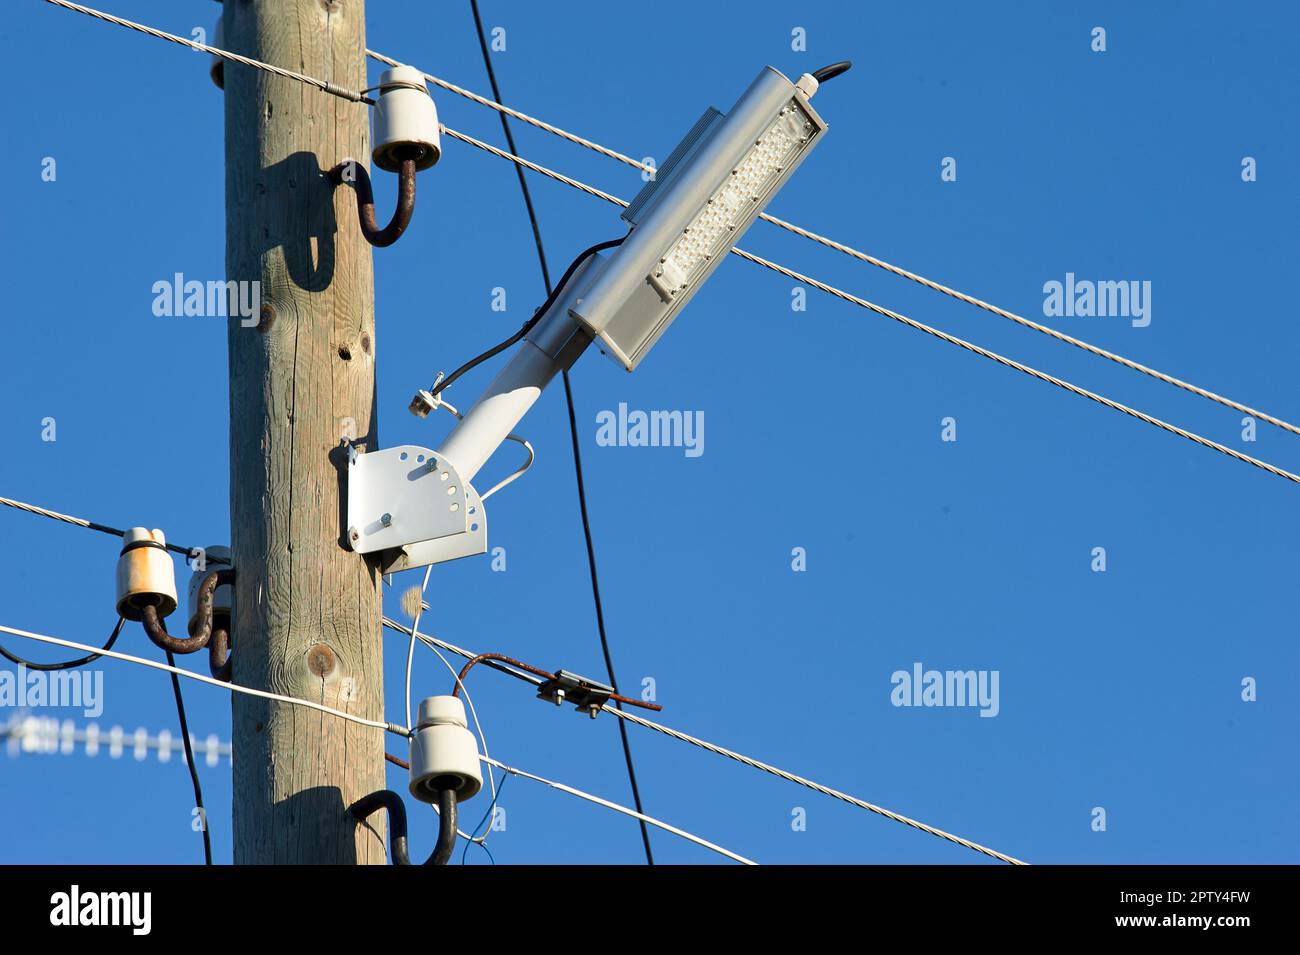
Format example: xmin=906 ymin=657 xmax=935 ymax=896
xmin=1 ymin=0 xmax=1296 ymax=864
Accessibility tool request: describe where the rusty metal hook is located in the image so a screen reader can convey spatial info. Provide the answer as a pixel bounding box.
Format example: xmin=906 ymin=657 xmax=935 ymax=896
xmin=141 ymin=569 xmax=236 ymax=659
xmin=208 ymin=627 xmax=232 ymax=683
xmin=329 ymin=157 xmax=418 ymax=248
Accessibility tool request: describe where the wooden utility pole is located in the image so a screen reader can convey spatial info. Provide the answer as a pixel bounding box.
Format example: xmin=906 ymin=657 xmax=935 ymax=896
xmin=223 ymin=0 xmax=385 ymax=864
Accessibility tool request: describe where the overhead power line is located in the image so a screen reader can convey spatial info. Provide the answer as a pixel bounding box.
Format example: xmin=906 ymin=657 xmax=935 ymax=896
xmin=382 ymin=617 xmax=1026 ymax=865
xmin=41 ymin=0 xmax=1300 ymax=481
xmin=607 ymin=706 xmax=1023 ymax=865
xmin=481 ymin=756 xmax=755 ymax=865
xmin=1 ymin=622 xmax=744 ymax=866
xmin=427 ymin=135 xmax=1300 ymax=487
xmin=0 ymin=623 xmax=409 ymax=737
xmin=0 ymin=495 xmax=225 ymax=564
xmin=383 ymin=745 xmax=751 ymax=865
xmin=367 ymin=48 xmax=1300 ymax=439
xmin=41 ymin=0 xmax=374 ymax=103
xmin=0 ymin=616 xmax=124 ymax=672
xmin=32 ymin=0 xmax=1275 ymax=865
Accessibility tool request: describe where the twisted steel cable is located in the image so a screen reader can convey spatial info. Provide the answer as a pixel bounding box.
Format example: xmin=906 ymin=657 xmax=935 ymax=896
xmin=43 ymin=0 xmax=374 ymax=103
xmin=423 ymin=133 xmax=1300 ymax=487
xmin=45 ymin=0 xmax=1300 ymax=447
xmin=0 ymin=495 xmax=227 ymax=562
xmin=382 ymin=618 xmax=1026 ymax=865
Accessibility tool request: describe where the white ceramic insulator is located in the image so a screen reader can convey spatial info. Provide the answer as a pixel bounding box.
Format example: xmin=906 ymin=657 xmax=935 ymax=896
xmin=372 ymin=65 xmax=441 ymax=172
xmin=408 ymin=695 xmax=482 ymax=803
xmin=115 ymin=528 xmax=179 ymax=621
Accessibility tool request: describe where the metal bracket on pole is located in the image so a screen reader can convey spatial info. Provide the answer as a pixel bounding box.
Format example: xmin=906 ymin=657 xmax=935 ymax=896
xmin=344 ymin=442 xmax=487 ymax=574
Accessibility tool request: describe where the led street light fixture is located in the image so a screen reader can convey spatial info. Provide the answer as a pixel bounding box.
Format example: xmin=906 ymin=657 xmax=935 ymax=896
xmin=347 ymin=64 xmax=838 ymax=574
xmin=570 ymin=66 xmax=828 ymax=370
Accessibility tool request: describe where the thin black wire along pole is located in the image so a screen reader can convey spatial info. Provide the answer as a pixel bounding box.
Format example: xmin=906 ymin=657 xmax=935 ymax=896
xmin=165 ymin=648 xmax=212 ymax=865
xmin=467 ymin=0 xmax=654 ymax=864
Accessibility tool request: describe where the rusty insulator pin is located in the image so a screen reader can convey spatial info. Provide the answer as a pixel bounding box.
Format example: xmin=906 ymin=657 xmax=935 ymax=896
xmin=329 ymin=157 xmax=418 ymax=248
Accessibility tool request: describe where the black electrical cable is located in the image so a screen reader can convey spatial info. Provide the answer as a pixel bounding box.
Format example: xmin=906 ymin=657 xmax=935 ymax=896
xmin=468 ymin=0 xmax=655 ymax=865
xmin=0 ymin=617 xmax=124 ymax=671
xmin=469 ymin=0 xmax=555 ymax=290
xmin=812 ymin=60 xmax=853 ymax=83
xmin=350 ymin=790 xmax=412 ymax=865
xmin=165 ymin=648 xmax=212 ymax=866
xmin=349 ymin=788 xmax=458 ymax=865
xmin=558 ymin=371 xmax=658 ymax=855
xmin=431 ymin=236 xmax=625 ymax=398
xmin=430 ymin=787 xmax=459 ymax=866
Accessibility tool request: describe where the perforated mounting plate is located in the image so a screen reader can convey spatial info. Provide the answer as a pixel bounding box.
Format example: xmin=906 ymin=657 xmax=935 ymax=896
xmin=346 ymin=444 xmax=471 ymax=555
xmin=379 ymin=482 xmax=486 ymax=574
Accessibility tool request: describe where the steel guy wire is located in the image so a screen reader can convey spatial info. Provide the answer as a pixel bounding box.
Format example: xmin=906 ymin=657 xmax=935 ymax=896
xmin=41 ymin=0 xmax=375 ymax=103
xmin=608 ymin=706 xmax=1023 ymax=865
xmin=480 ymin=756 xmax=755 ymax=865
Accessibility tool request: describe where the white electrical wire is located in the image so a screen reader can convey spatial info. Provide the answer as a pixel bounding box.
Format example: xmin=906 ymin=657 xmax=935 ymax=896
xmin=480 ymin=755 xmax=755 ymax=865
xmin=0 ymin=623 xmax=409 ymax=736
xmin=396 ymin=572 xmax=500 ymax=847
xmin=404 ymin=564 xmax=434 ymax=732
xmin=425 ymin=643 xmax=497 ymax=846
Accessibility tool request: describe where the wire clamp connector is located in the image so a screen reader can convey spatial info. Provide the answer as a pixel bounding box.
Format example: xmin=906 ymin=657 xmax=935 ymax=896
xmin=537 ymin=670 xmax=615 ymax=719
xmin=408 ymin=373 xmax=446 ymax=419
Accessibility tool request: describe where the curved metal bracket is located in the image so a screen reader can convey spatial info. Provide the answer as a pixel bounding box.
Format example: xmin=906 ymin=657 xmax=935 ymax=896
xmin=329 ymin=157 xmax=417 ymax=248
xmin=345 ymin=443 xmax=487 ymax=573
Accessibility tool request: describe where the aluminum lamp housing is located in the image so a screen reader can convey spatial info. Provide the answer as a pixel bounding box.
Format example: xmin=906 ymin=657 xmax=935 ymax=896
xmin=569 ymin=66 xmax=828 ymax=371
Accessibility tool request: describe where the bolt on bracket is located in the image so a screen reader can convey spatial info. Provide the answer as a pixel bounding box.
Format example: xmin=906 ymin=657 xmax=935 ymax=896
xmin=344 ymin=442 xmax=487 ymax=574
